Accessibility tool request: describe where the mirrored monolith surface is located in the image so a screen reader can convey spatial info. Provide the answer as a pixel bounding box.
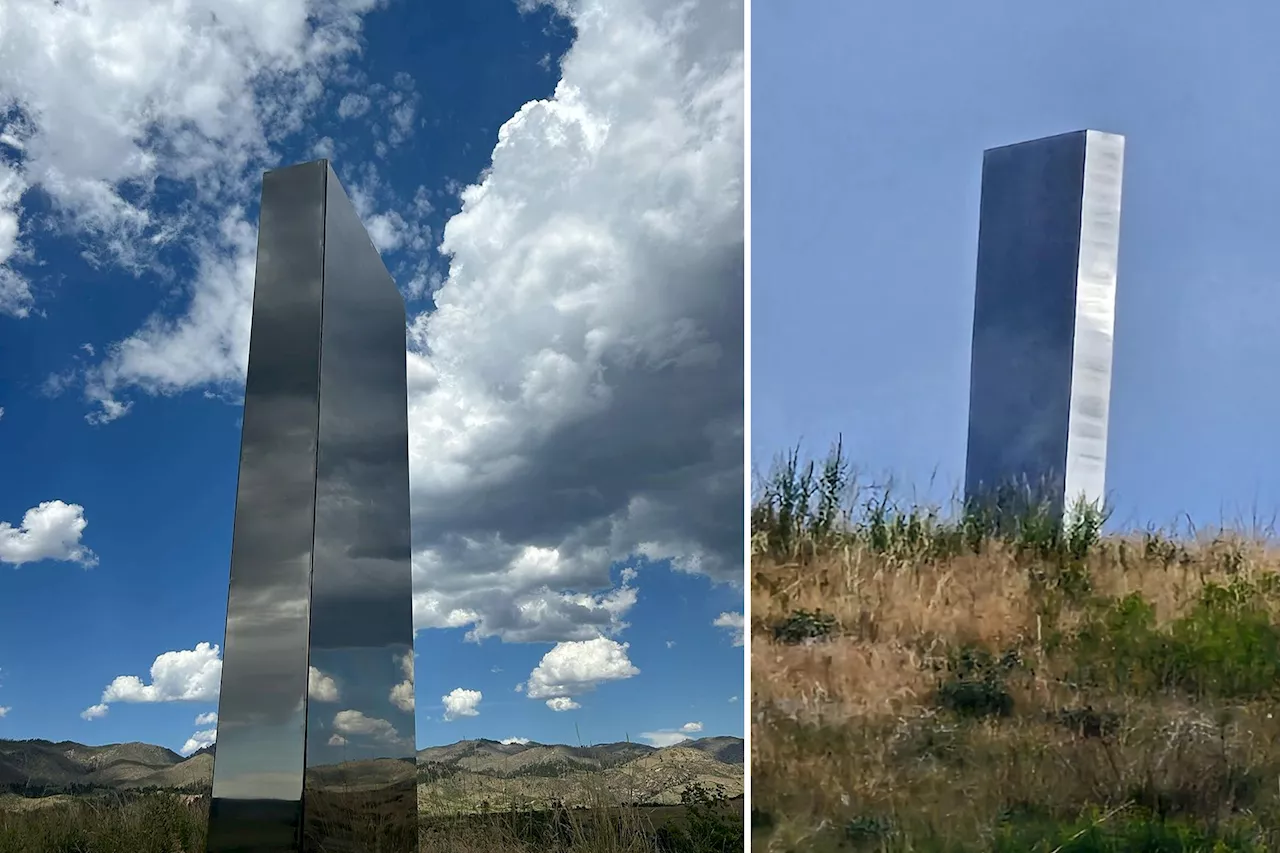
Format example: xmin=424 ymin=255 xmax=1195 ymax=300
xmin=963 ymin=130 xmax=1124 ymax=520
xmin=206 ymin=160 xmax=417 ymax=853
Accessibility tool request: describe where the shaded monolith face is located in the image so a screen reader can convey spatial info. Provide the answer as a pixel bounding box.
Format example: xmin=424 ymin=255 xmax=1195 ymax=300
xmin=206 ymin=160 xmax=417 ymax=853
xmin=963 ymin=130 xmax=1124 ymax=522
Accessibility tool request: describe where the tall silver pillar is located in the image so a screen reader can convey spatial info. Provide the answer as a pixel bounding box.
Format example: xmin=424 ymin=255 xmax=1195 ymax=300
xmin=206 ymin=160 xmax=418 ymax=853
xmin=964 ymin=130 xmax=1125 ymax=518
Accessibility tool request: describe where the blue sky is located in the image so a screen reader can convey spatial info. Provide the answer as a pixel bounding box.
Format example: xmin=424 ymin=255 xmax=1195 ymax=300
xmin=753 ymin=0 xmax=1280 ymax=533
xmin=0 ymin=0 xmax=744 ymax=755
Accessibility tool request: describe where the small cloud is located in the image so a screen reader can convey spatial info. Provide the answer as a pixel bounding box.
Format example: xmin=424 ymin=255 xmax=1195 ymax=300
xmin=524 ymin=638 xmax=639 ymax=702
xmin=194 ymin=711 xmax=218 ymax=726
xmin=312 ymin=137 xmax=336 ymax=160
xmin=641 ymin=722 xmax=703 ymax=747
xmin=0 ymin=500 xmax=98 ymax=567
xmin=309 ymin=666 xmax=339 ymax=702
xmin=80 ymin=343 xmax=95 ymax=356
xmin=545 ymin=697 xmax=580 ymax=712
xmin=389 ymin=651 xmax=414 ymax=712
xmin=92 ymin=643 xmax=221 ymax=709
xmin=85 ymin=395 xmax=131 ymax=425
xmin=337 ymin=93 xmax=371 ymax=119
xmin=441 ymin=688 xmax=482 ymax=721
xmin=81 ymin=703 xmax=108 ymax=720
xmin=639 ymin=730 xmax=694 ymax=748
xmin=500 ymin=737 xmax=530 ymax=745
xmin=328 ymin=734 xmax=347 ymax=746
xmin=713 ymin=612 xmax=744 ymax=646
xmin=333 ymin=709 xmax=400 ymax=742
xmin=620 ymin=566 xmax=637 ymax=584
xmin=729 ymin=696 xmax=739 ymax=703
xmin=179 ymin=727 xmax=216 ymax=756
xmin=666 ymin=640 xmax=676 ymax=649
xmin=0 ymin=706 xmax=9 ymax=718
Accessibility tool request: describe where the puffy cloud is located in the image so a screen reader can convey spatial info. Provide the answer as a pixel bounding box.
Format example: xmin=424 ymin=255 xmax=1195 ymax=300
xmin=84 ymin=643 xmax=222 ymax=718
xmin=0 ymin=501 xmax=97 ymax=567
xmin=500 ymin=736 xmax=530 ymax=745
xmin=524 ymin=638 xmax=639 ymax=703
xmin=328 ymin=734 xmax=347 ymax=746
xmin=194 ymin=711 xmax=218 ymax=726
xmin=0 ymin=0 xmax=384 ymax=314
xmin=84 ymin=212 xmax=259 ymax=420
xmin=338 ymin=93 xmax=372 ymax=119
xmin=412 ymin=551 xmax=638 ymax=643
xmin=333 ymin=709 xmax=400 ymax=742
xmin=180 ymin=727 xmax=217 ymax=757
xmin=0 ymin=706 xmax=9 ymax=718
xmin=389 ymin=651 xmax=415 ymax=712
xmin=441 ymin=688 xmax=482 ymax=721
xmin=308 ymin=666 xmax=339 ymax=702
xmin=402 ymin=0 xmax=744 ymax=639
xmin=713 ymin=611 xmax=744 ymax=646
xmin=545 ymin=697 xmax=580 ymax=712
xmin=0 ymin=161 xmax=29 ymax=318
xmin=680 ymin=721 xmax=703 ymax=733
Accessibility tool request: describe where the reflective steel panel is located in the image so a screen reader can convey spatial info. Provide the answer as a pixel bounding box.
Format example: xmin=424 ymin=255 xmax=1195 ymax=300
xmin=302 ymin=165 xmax=417 ymax=851
xmin=207 ymin=160 xmax=417 ymax=853
xmin=1063 ymin=131 xmax=1124 ymax=511
xmin=963 ymin=130 xmax=1124 ymax=518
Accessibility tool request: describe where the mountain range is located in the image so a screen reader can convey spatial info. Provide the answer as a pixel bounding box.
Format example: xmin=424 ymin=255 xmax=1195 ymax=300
xmin=0 ymin=736 xmax=744 ymax=810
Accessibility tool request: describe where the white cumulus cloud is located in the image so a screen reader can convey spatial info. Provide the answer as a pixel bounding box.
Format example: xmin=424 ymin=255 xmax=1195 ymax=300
xmin=390 ymin=650 xmax=415 ymax=712
xmin=194 ymin=711 xmax=218 ymax=726
xmin=525 ymin=638 xmax=639 ymax=704
xmin=180 ymin=727 xmax=217 ymax=757
xmin=441 ymin=688 xmax=482 ymax=721
xmin=545 ymin=697 xmax=580 ymax=712
xmin=309 ymin=666 xmax=339 ymax=702
xmin=0 ymin=501 xmax=97 ymax=567
xmin=500 ymin=736 xmax=530 ymax=745
xmin=84 ymin=642 xmax=222 ymax=718
xmin=333 ymin=709 xmax=400 ymax=742
xmin=0 ymin=0 xmax=384 ymax=318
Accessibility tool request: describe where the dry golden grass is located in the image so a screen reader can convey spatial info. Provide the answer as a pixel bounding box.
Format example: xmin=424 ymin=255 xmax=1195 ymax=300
xmin=0 ymin=778 xmax=743 ymax=852
xmin=751 ymin=447 xmax=1280 ymax=851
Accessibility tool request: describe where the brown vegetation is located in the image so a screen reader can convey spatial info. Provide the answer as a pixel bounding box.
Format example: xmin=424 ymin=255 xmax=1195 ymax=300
xmin=751 ymin=441 xmax=1280 ymax=852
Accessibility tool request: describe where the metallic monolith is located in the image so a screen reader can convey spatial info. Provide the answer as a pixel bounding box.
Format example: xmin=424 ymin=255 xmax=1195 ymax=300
xmin=964 ymin=130 xmax=1124 ymax=520
xmin=206 ymin=160 xmax=417 ymax=853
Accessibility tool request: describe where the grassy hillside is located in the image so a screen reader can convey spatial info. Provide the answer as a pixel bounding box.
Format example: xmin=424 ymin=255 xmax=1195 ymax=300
xmin=751 ymin=440 xmax=1280 ymax=853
